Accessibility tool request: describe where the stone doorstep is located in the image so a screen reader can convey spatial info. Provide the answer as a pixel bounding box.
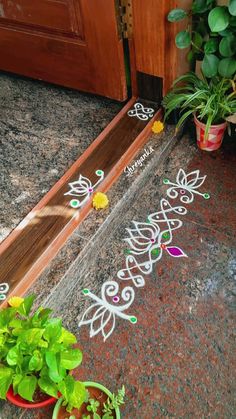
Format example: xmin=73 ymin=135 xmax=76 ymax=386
xmin=32 ymin=128 xmax=178 ymax=313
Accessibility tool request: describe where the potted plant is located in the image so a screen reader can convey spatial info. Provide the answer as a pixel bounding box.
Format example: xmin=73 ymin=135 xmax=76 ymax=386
xmin=167 ymin=0 xmax=236 ymax=78
xmin=163 ymin=72 xmax=236 ymax=150
xmin=52 ymin=382 xmax=125 ymax=419
xmin=0 ymin=295 xmax=87 ymax=409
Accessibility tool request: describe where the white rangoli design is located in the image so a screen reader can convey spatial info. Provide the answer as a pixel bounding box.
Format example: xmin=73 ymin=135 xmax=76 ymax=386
xmin=128 ymin=102 xmax=155 ymax=121
xmin=79 ymin=169 xmax=210 ymax=341
xmin=0 ymin=170 xmax=105 ymax=303
xmin=0 ymin=283 xmax=9 ymax=301
xmin=65 ymin=169 xmax=104 ymax=208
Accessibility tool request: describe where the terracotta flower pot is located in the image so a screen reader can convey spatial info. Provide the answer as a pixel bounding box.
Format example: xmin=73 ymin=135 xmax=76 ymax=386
xmin=194 ymin=115 xmax=227 ymax=151
xmin=52 ymin=382 xmax=121 ymax=419
xmin=7 ymin=386 xmax=57 ymax=409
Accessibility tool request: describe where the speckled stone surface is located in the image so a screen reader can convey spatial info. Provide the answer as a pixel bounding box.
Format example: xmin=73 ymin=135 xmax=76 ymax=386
xmin=1 ymin=134 xmax=235 ymax=418
xmin=0 ymin=72 xmax=122 ymax=242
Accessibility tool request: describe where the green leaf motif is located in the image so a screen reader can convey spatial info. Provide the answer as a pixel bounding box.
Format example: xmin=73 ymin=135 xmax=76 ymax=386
xmin=219 ymin=35 xmax=236 ymax=56
xmin=0 ymin=367 xmax=13 ymax=399
xmin=208 ymin=7 xmax=230 ymax=32
xmin=168 ymin=8 xmax=188 ymax=22
xmin=18 ymin=376 xmax=37 ymax=402
xmin=218 ymin=57 xmax=236 ymax=77
xmin=229 ymin=0 xmax=236 ymax=16
xmin=60 ymin=349 xmax=83 ymax=370
xmin=202 ymin=54 xmax=220 ymax=77
xmin=175 ymin=31 xmax=191 ymax=49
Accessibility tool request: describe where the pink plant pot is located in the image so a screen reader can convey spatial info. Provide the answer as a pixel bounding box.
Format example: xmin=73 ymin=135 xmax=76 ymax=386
xmin=194 ymin=115 xmax=227 ymax=151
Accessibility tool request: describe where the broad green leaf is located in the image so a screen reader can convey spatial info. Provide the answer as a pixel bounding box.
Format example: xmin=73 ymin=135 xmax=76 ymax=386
xmin=208 ymin=7 xmax=230 ymax=32
xmin=46 ymin=352 xmax=65 ymax=383
xmin=218 ymin=57 xmax=236 ymax=76
xmin=29 ymin=350 xmax=43 ymax=371
xmin=18 ymin=376 xmax=37 ymax=402
xmin=193 ymin=32 xmax=203 ymax=48
xmin=187 ymin=50 xmax=194 ymax=63
xmin=9 ymin=318 xmax=22 ymax=328
xmin=167 ymin=8 xmax=187 ymax=22
xmin=59 ymin=328 xmax=77 ymax=346
xmin=18 ymin=328 xmax=44 ymax=349
xmin=38 ymin=339 xmax=48 ymax=348
xmin=0 ymin=367 xmax=13 ymax=399
xmin=43 ymin=318 xmax=62 ymax=343
xmin=58 ymin=375 xmax=75 ymax=401
xmin=13 ymin=373 xmax=23 ymax=394
xmin=7 ymin=346 xmax=22 ymax=366
xmin=229 ymin=0 xmax=236 ymax=16
xmin=219 ymin=28 xmax=232 ymax=36
xmin=17 ymin=295 xmax=35 ymax=316
xmin=204 ymin=38 xmax=218 ymax=53
xmin=219 ymin=35 xmax=236 ymax=56
xmin=229 ymin=15 xmax=236 ymax=26
xmin=38 ymin=377 xmax=58 ymax=398
xmin=192 ymin=0 xmax=211 ymax=13
xmin=0 ymin=308 xmax=16 ymax=330
xmin=202 ymin=54 xmax=220 ymax=77
xmin=68 ymin=381 xmax=87 ymax=410
xmin=60 ymin=349 xmax=83 ymax=370
xmin=21 ymin=355 xmax=31 ymax=373
xmin=175 ymin=31 xmax=191 ymax=49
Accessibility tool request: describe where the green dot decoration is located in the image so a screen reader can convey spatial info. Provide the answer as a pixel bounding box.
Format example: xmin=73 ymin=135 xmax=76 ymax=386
xmin=151 ymin=248 xmax=160 ymax=256
xmin=163 ymin=232 xmax=170 ymax=239
xmin=124 ymin=249 xmax=131 ymax=255
xmin=82 ymin=289 xmax=89 ymax=295
xmin=70 ymin=199 xmax=80 ymax=208
xmin=129 ymin=316 xmax=137 ymax=324
xmin=163 ymin=178 xmax=169 ymax=184
xmin=204 ymin=193 xmax=210 ymax=200
xmin=96 ymin=170 xmax=104 ymax=176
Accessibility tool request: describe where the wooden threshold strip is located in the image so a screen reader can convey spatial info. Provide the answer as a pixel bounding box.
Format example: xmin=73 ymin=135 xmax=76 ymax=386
xmin=0 ymin=97 xmax=162 ymax=305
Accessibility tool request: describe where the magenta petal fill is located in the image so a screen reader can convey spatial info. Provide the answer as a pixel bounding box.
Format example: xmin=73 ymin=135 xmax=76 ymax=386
xmin=166 ymin=246 xmax=187 ymax=258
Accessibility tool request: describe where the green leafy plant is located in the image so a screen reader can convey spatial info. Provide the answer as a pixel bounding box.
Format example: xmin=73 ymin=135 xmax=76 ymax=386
xmin=163 ymin=72 xmax=236 ymax=137
xmin=0 ymin=295 xmax=87 ymax=412
xmin=168 ymin=0 xmax=236 ymax=78
xmin=82 ymin=386 xmax=125 ymax=419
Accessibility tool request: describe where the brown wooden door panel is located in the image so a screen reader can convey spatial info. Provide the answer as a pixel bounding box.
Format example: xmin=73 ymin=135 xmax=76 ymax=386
xmin=132 ymin=0 xmax=192 ymax=94
xmin=0 ymin=0 xmax=83 ymax=35
xmin=0 ymin=0 xmax=127 ymax=100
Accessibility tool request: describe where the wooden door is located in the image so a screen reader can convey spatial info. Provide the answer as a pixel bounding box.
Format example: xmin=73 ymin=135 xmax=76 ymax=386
xmin=0 ymin=0 xmax=127 ymax=100
xmin=132 ymin=0 xmax=192 ymax=94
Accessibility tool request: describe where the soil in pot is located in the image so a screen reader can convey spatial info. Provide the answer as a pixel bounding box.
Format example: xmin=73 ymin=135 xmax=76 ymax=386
xmin=56 ymin=386 xmax=116 ymax=419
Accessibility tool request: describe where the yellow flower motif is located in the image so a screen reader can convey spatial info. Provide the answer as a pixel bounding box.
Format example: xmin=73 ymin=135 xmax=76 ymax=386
xmin=8 ymin=296 xmax=24 ymax=308
xmin=152 ymin=120 xmax=164 ymax=134
xmin=92 ymin=192 xmax=109 ymax=210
